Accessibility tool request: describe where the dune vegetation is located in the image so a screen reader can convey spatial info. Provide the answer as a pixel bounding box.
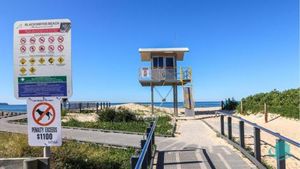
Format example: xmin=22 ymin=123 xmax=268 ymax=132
xmin=0 ymin=132 xmax=135 ymax=169
xmin=236 ymin=88 xmax=300 ymax=119
xmin=63 ymin=108 xmax=174 ymax=136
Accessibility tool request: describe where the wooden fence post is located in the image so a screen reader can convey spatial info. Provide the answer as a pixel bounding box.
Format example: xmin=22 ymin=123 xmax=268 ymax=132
xmin=239 ymin=121 xmax=245 ymax=148
xmin=220 ymin=115 xmax=225 ymax=135
xmin=227 ymin=117 xmax=232 ymax=140
xmin=264 ymin=103 xmax=268 ymax=123
xmin=254 ymin=127 xmax=261 ymax=162
xmin=240 ymin=100 xmax=243 ymax=114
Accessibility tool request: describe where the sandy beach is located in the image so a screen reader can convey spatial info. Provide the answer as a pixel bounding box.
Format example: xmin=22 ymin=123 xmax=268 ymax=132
xmin=237 ymin=113 xmax=300 ymax=169
xmin=62 ymin=103 xmax=222 ymax=122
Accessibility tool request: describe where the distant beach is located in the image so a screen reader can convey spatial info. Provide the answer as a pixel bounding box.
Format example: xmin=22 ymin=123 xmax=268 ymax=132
xmin=0 ymin=101 xmax=221 ymax=113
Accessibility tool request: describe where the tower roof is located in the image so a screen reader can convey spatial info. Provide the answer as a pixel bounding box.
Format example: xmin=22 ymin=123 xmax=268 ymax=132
xmin=139 ymin=47 xmax=189 ymax=61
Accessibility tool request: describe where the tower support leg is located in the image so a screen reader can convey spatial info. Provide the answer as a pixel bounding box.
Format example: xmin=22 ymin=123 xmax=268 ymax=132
xmin=151 ymin=85 xmax=154 ymax=115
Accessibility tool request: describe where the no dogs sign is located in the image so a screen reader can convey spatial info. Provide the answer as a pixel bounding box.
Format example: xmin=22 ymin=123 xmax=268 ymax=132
xmin=27 ymin=97 xmax=62 ymax=146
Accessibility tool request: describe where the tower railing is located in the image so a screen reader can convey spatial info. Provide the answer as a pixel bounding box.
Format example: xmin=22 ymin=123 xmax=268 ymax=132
xmin=139 ymin=67 xmax=192 ymax=82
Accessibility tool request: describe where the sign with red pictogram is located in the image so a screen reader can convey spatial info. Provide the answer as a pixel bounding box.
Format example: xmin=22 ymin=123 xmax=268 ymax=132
xmin=20 ymin=45 xmax=26 ymax=53
xmin=27 ymin=97 xmax=61 ymax=146
xmin=30 ymin=46 xmax=36 ymax=53
xmin=20 ymin=37 xmax=26 ymax=44
xmin=30 ymin=37 xmax=36 ymax=44
xmin=39 ymin=45 xmax=45 ymax=52
xmin=57 ymin=36 xmax=64 ymax=43
xmin=48 ymin=45 xmax=55 ymax=52
xmin=39 ymin=36 xmax=45 ymax=43
xmin=57 ymin=45 xmax=64 ymax=52
xmin=48 ymin=36 xmax=55 ymax=43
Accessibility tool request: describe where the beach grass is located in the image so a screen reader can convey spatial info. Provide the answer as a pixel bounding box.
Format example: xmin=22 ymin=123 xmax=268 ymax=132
xmin=10 ymin=115 xmax=174 ymax=136
xmin=0 ymin=132 xmax=135 ymax=169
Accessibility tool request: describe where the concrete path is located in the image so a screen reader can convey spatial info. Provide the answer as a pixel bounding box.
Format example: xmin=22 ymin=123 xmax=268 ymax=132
xmin=0 ymin=114 xmax=159 ymax=148
xmin=154 ymin=120 xmax=257 ymax=169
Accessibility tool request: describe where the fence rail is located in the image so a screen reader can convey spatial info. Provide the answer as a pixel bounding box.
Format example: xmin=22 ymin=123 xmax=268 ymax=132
xmin=131 ymin=118 xmax=157 ymax=169
xmin=62 ymin=101 xmax=111 ymax=113
xmin=217 ymin=111 xmax=300 ymax=169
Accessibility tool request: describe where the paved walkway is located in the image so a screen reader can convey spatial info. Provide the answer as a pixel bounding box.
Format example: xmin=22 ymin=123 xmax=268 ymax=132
xmin=1 ymin=114 xmax=258 ymax=168
xmin=0 ymin=114 xmax=155 ymax=148
xmin=154 ymin=120 xmax=257 ymax=169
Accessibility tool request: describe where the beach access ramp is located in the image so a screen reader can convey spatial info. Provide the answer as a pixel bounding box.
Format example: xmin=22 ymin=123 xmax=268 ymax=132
xmin=152 ymin=120 xmax=256 ymax=169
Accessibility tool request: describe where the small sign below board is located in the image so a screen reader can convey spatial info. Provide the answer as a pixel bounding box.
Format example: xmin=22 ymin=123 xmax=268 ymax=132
xmin=27 ymin=97 xmax=62 ymax=146
xmin=14 ymin=19 xmax=72 ymax=98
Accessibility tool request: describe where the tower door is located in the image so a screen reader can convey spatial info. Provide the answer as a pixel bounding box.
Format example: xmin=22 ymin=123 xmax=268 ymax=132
xmin=165 ymin=57 xmax=176 ymax=80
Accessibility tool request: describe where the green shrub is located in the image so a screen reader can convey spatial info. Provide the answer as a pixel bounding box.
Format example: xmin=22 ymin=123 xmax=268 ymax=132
xmin=155 ymin=116 xmax=173 ymax=136
xmin=97 ymin=108 xmax=137 ymax=122
xmin=223 ymin=98 xmax=238 ymax=110
xmin=236 ymin=88 xmax=300 ymax=119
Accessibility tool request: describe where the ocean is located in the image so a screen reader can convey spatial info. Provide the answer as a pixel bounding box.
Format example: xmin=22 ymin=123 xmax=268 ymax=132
xmin=0 ymin=101 xmax=221 ymax=113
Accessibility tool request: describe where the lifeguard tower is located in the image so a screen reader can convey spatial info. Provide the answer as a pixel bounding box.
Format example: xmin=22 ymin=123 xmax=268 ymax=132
xmin=138 ymin=48 xmax=193 ymax=116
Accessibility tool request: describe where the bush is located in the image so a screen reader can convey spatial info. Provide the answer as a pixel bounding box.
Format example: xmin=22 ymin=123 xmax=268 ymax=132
xmin=236 ymin=88 xmax=300 ymax=119
xmin=222 ymin=98 xmax=238 ymax=110
xmin=97 ymin=108 xmax=137 ymax=122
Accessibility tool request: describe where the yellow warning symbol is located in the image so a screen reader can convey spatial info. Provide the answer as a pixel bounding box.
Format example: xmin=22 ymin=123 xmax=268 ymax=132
xmin=57 ymin=57 xmax=64 ymax=64
xmin=39 ymin=57 xmax=45 ymax=64
xmin=29 ymin=57 xmax=35 ymax=65
xmin=20 ymin=58 xmax=26 ymax=65
xmin=20 ymin=67 xmax=26 ymax=75
xmin=29 ymin=67 xmax=36 ymax=74
xmin=48 ymin=57 xmax=54 ymax=64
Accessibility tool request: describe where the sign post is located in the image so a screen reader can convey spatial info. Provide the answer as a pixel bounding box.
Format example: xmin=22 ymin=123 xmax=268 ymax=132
xmin=183 ymin=86 xmax=195 ymax=116
xmin=14 ymin=19 xmax=72 ymax=158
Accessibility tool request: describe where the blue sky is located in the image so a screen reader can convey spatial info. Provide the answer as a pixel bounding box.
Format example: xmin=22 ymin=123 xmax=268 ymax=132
xmin=0 ymin=0 xmax=299 ymax=104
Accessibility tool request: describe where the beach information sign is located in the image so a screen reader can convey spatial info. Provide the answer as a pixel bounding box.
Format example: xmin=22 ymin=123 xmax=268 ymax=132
xmin=27 ymin=97 xmax=62 ymax=146
xmin=14 ymin=19 xmax=72 ymax=98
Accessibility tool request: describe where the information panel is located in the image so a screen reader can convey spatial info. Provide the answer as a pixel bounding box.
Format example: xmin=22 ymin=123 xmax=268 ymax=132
xmin=14 ymin=19 xmax=72 ymax=98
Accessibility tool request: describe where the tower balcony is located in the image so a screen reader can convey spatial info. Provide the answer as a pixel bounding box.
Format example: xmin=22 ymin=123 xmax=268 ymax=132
xmin=139 ymin=67 xmax=192 ymax=86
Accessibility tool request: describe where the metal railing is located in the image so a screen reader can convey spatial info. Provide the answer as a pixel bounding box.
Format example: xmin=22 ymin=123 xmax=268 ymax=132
xmin=139 ymin=67 xmax=192 ymax=82
xmin=62 ymin=101 xmax=111 ymax=113
xmin=131 ymin=119 xmax=157 ymax=169
xmin=217 ymin=111 xmax=300 ymax=169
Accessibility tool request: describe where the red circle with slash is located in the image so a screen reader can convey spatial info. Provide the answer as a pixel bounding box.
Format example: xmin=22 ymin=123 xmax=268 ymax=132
xmin=30 ymin=46 xmax=36 ymax=53
xmin=48 ymin=36 xmax=55 ymax=43
xmin=39 ymin=37 xmax=45 ymax=44
xmin=20 ymin=37 xmax=26 ymax=44
xmin=30 ymin=37 xmax=36 ymax=44
xmin=20 ymin=46 xmax=26 ymax=53
xmin=57 ymin=45 xmax=64 ymax=52
xmin=32 ymin=102 xmax=56 ymax=126
xmin=39 ymin=45 xmax=45 ymax=52
xmin=57 ymin=36 xmax=64 ymax=43
xmin=48 ymin=45 xmax=55 ymax=52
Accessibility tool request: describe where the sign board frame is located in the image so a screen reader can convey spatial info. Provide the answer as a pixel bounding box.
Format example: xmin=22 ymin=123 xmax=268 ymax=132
xmin=14 ymin=19 xmax=72 ymax=99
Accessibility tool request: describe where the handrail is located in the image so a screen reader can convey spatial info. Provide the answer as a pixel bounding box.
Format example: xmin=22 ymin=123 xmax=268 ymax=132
xmin=134 ymin=118 xmax=157 ymax=169
xmin=217 ymin=111 xmax=300 ymax=147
